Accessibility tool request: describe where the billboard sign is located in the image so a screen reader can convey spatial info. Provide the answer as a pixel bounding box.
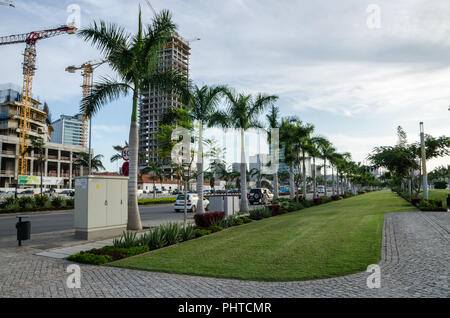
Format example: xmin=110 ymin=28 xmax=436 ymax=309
xmin=18 ymin=176 xmax=64 ymax=186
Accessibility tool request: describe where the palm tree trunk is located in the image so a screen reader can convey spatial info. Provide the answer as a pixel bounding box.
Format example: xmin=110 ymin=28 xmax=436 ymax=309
xmin=273 ymin=171 xmax=279 ymax=200
xmin=313 ymin=157 xmax=317 ymax=198
xmin=240 ymin=129 xmax=249 ymax=212
xmin=127 ymin=93 xmax=143 ymax=231
xmin=302 ymin=152 xmax=307 ymax=199
xmin=323 ymin=158 xmax=327 ymax=197
xmin=332 ymin=166 xmax=335 ymax=195
xmin=289 ymin=164 xmax=295 ymax=200
xmin=197 ymin=121 xmax=204 ymax=213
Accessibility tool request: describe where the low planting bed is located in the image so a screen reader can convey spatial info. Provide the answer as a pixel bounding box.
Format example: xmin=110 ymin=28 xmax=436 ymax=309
xmin=0 ymin=195 xmax=74 ymax=214
xmin=395 ymin=190 xmax=448 ymax=212
xmin=138 ymin=197 xmax=176 ymax=205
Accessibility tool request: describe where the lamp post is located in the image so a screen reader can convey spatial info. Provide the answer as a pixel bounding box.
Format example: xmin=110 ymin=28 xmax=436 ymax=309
xmin=420 ymin=122 xmax=428 ymax=200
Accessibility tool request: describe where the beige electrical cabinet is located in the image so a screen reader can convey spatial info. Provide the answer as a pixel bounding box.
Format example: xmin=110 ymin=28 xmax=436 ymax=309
xmin=74 ymin=176 xmax=128 ymax=240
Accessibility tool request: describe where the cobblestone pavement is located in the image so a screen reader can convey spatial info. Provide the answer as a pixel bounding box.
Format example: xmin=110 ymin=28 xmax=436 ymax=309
xmin=0 ymin=212 xmax=448 ymax=298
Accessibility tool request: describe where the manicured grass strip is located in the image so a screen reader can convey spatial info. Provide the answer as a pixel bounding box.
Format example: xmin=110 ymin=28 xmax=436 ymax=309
xmin=419 ymin=189 xmax=450 ymax=208
xmin=138 ymin=197 xmax=176 ymax=205
xmin=110 ymin=191 xmax=417 ymax=281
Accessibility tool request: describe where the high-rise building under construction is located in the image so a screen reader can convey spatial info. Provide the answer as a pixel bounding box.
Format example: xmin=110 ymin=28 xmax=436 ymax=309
xmin=138 ymin=34 xmax=190 ymax=166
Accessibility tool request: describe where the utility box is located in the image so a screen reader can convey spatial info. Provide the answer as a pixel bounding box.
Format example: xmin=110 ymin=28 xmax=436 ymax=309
xmin=208 ymin=195 xmax=240 ymax=216
xmin=74 ymin=176 xmax=128 ymax=240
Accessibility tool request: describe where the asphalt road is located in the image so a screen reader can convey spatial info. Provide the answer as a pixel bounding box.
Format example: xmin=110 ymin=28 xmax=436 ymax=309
xmin=0 ymin=192 xmax=335 ymax=238
xmin=0 ymin=204 xmax=187 ymax=238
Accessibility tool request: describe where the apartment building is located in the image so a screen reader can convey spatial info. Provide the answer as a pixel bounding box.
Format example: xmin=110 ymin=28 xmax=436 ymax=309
xmin=51 ymin=114 xmax=84 ymax=146
xmin=139 ymin=33 xmax=190 ymax=166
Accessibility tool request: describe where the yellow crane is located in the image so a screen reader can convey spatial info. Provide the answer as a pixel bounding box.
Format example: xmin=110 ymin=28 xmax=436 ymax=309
xmin=0 ymin=24 xmax=77 ymax=176
xmin=65 ymin=60 xmax=106 ymax=148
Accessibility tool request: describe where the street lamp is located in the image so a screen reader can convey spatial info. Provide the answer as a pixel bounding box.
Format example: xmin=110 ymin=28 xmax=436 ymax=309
xmin=420 ymin=122 xmax=428 ymax=200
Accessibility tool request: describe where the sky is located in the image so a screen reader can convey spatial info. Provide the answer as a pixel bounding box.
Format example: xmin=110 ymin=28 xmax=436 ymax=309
xmin=0 ymin=0 xmax=449 ymax=172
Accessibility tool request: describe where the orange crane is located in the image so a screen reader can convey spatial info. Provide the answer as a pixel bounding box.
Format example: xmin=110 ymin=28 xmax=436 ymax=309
xmin=0 ymin=24 xmax=77 ymax=176
xmin=65 ymin=60 xmax=106 ymax=148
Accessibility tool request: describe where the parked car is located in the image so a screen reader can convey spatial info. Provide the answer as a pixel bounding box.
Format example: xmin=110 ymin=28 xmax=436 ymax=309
xmin=59 ymin=190 xmax=75 ymax=197
xmin=317 ymin=185 xmax=325 ymax=194
xmin=248 ymin=188 xmax=274 ymax=205
xmin=19 ymin=190 xmax=35 ymax=196
xmin=174 ymin=194 xmax=209 ymax=213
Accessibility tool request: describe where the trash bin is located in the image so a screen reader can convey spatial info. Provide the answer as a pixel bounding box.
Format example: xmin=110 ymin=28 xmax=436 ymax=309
xmin=16 ymin=216 xmax=30 ymax=246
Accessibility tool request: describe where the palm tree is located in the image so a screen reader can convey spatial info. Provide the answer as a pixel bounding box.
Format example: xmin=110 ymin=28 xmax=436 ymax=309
xmin=189 ymin=85 xmax=225 ymax=213
xmin=212 ymin=90 xmax=278 ymax=212
xmin=204 ymin=170 xmax=216 ymax=192
xmin=79 ymin=9 xmax=188 ymax=230
xmin=307 ymin=136 xmax=328 ymax=199
xmin=316 ymin=137 xmax=334 ymax=197
xmin=110 ymin=141 xmax=128 ymax=163
xmin=74 ymin=152 xmax=106 ymax=172
xmin=26 ymin=137 xmax=46 ymax=195
xmin=266 ymin=104 xmax=280 ymax=199
xmin=141 ymin=160 xmax=164 ymax=198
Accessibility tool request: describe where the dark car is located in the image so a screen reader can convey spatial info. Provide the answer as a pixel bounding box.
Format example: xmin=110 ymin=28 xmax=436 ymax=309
xmin=19 ymin=190 xmax=34 ymax=196
xmin=248 ymin=188 xmax=274 ymax=205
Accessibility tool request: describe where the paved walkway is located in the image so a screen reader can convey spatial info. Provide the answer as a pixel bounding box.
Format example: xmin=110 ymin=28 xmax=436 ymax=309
xmin=0 ymin=212 xmax=448 ymax=298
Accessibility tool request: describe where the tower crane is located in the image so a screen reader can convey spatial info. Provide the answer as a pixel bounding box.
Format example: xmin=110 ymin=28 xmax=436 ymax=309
xmin=0 ymin=24 xmax=77 ymax=176
xmin=65 ymin=60 xmax=107 ymax=148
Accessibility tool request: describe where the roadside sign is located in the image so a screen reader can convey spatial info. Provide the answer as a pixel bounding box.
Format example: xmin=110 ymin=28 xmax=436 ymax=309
xmin=122 ymin=162 xmax=129 ymax=177
xmin=18 ymin=175 xmax=64 ymax=186
xmin=122 ymin=146 xmax=129 ymax=161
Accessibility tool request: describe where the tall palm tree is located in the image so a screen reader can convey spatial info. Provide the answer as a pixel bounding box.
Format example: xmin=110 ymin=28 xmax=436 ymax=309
xmin=213 ymin=90 xmax=278 ymax=212
xmin=266 ymin=104 xmax=280 ymax=199
xmin=190 ymin=85 xmax=225 ymax=213
xmin=79 ymin=9 xmax=188 ymax=230
xmin=74 ymin=152 xmax=106 ymax=172
xmin=26 ymin=137 xmax=46 ymax=195
xmin=307 ymin=136 xmax=328 ymax=198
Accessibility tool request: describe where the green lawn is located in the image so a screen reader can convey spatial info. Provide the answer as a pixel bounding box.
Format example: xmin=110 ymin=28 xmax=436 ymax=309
xmin=109 ymin=191 xmax=418 ymax=282
xmin=419 ymin=189 xmax=450 ymax=208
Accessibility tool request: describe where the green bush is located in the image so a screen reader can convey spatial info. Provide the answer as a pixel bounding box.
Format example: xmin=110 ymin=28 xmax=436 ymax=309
xmin=249 ymin=207 xmax=272 ymax=219
xmin=147 ymin=227 xmax=167 ymax=250
xmin=51 ymin=196 xmax=64 ymax=208
xmin=194 ymin=229 xmax=212 ymax=237
xmin=34 ymin=195 xmax=49 ymax=208
xmin=179 ymin=224 xmax=195 ymax=241
xmin=113 ymin=231 xmax=139 ymax=248
xmin=138 ymin=197 xmax=176 ymax=205
xmin=239 ymin=216 xmax=253 ymax=224
xmin=234 ymin=218 xmax=244 ymax=225
xmin=18 ymin=196 xmax=34 ymax=209
xmin=4 ymin=201 xmax=20 ymax=211
xmin=67 ymin=252 xmax=113 ymax=265
xmin=162 ymin=222 xmax=182 ymax=245
xmin=65 ymin=198 xmax=75 ymax=207
xmin=434 ymin=181 xmax=448 ymax=190
xmin=209 ymin=225 xmax=223 ymax=232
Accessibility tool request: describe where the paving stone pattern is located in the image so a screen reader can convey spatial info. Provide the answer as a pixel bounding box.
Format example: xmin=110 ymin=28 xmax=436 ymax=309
xmin=0 ymin=212 xmax=448 ymax=298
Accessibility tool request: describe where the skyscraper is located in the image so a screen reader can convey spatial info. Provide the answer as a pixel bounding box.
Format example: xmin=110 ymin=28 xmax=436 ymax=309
xmin=51 ymin=114 xmax=84 ymax=146
xmin=138 ymin=34 xmax=190 ymax=166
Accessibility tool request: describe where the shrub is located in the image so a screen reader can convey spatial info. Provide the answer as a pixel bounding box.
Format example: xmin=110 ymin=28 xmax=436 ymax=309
xmin=224 ymin=216 xmax=237 ymax=228
xmin=234 ymin=218 xmax=244 ymax=225
xmin=194 ymin=229 xmax=212 ymax=237
xmin=51 ymin=196 xmax=64 ymax=208
xmin=313 ymin=197 xmax=323 ymax=205
xmin=147 ymin=227 xmax=167 ymax=250
xmin=249 ymin=207 xmax=271 ymax=220
xmin=162 ymin=222 xmax=182 ymax=245
xmin=194 ymin=212 xmax=225 ymax=228
xmin=322 ymin=196 xmax=332 ymax=204
xmin=209 ymin=225 xmax=223 ymax=233
xmin=411 ymin=198 xmax=421 ymax=206
xmin=179 ymin=224 xmax=195 ymax=241
xmin=34 ymin=195 xmax=49 ymax=208
xmin=4 ymin=201 xmax=20 ymax=211
xmin=18 ymin=196 xmax=34 ymax=209
xmin=417 ymin=199 xmax=446 ymax=212
xmin=67 ymin=252 xmax=113 ymax=265
xmin=331 ymin=195 xmax=341 ymax=201
xmin=268 ymin=204 xmax=281 ymax=216
xmin=65 ymin=198 xmax=75 ymax=207
xmin=138 ymin=197 xmax=177 ymax=205
xmin=239 ymin=216 xmax=253 ymax=224
xmin=113 ymin=231 xmax=139 ymax=248
xmin=434 ymin=181 xmax=447 ymax=190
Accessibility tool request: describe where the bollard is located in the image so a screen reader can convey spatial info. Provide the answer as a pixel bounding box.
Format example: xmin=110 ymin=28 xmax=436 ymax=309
xmin=16 ymin=216 xmax=31 ymax=247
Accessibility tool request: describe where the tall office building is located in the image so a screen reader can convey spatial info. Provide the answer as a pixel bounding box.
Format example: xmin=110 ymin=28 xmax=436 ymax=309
xmin=51 ymin=114 xmax=84 ymax=146
xmin=139 ymin=34 xmax=190 ymax=166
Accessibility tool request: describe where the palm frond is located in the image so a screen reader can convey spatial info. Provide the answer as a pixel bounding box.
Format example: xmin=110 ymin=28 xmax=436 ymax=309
xmin=81 ymin=77 xmax=131 ymax=118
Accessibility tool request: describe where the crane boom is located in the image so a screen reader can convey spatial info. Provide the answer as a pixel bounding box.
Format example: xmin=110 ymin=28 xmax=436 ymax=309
xmin=65 ymin=60 xmax=107 ymax=148
xmin=0 ymin=24 xmax=77 ymax=176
